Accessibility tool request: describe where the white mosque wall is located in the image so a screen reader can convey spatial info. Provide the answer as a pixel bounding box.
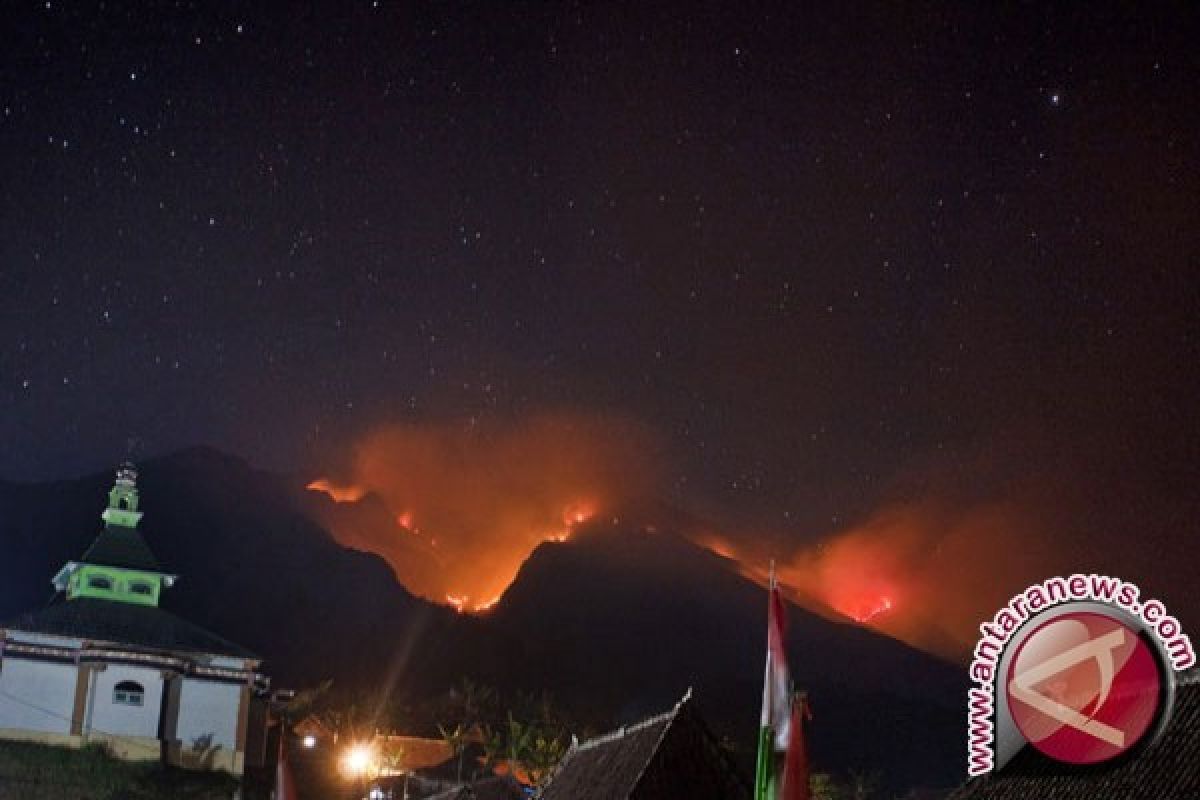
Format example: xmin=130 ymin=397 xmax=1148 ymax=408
xmin=175 ymin=677 xmax=241 ymax=752
xmin=87 ymin=664 xmax=164 ymax=741
xmin=0 ymin=658 xmax=76 ymax=735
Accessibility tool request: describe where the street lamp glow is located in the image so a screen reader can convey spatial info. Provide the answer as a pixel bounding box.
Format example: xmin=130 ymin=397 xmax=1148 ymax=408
xmin=302 ymin=734 xmax=317 ymax=749
xmin=342 ymin=742 xmax=374 ymax=778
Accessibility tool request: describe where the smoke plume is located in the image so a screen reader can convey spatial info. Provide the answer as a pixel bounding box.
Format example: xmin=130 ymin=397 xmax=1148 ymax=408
xmin=308 ymin=413 xmax=661 ymax=611
xmin=769 ymin=421 xmax=1199 ymax=660
xmin=309 ymin=409 xmax=1196 ymax=663
xmin=774 ymin=500 xmax=1062 ymax=659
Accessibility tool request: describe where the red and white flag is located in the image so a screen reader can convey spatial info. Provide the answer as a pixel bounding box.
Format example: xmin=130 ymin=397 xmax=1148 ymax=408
xmin=756 ymin=565 xmax=806 ymax=800
xmin=781 ymin=693 xmax=813 ymax=800
xmin=761 ymin=571 xmax=791 ymax=751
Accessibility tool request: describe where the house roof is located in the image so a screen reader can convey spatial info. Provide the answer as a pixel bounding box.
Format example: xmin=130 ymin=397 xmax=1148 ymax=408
xmin=424 ymin=776 xmax=526 ymax=800
xmin=949 ymin=668 xmax=1200 ymax=800
xmin=376 ymin=734 xmax=455 ymax=772
xmin=80 ymin=524 xmax=163 ymax=572
xmin=4 ymin=597 xmax=256 ymax=660
xmin=536 ymin=689 xmax=750 ymax=800
xmin=293 ymin=715 xmax=334 ymax=738
xmin=538 ymin=710 xmax=673 ymax=799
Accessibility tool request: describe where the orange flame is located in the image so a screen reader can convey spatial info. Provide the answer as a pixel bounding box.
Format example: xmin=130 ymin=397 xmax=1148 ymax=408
xmin=307 ymin=413 xmax=658 ymax=616
xmin=760 ymin=500 xmax=1056 ymax=659
xmin=692 ymin=536 xmax=900 ymax=628
xmin=315 ymin=463 xmax=905 ymax=626
xmin=473 ymin=596 xmax=502 ymax=613
xmin=562 ymin=502 xmax=594 ymax=527
xmin=541 ymin=502 xmax=594 ymax=545
xmin=307 ymin=479 xmax=367 ymax=504
xmin=354 ymin=497 xmax=593 ymax=613
xmin=850 ymin=595 xmax=895 ymax=623
xmin=306 ymin=413 xmax=1115 ymax=661
xmin=697 ymin=535 xmax=737 ymax=561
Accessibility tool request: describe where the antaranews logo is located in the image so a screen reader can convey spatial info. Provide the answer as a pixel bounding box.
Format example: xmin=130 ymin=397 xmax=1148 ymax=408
xmin=966 ymin=574 xmax=1194 ymax=776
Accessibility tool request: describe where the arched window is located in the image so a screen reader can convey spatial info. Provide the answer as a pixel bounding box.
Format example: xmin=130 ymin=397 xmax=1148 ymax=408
xmin=130 ymin=582 xmax=153 ymax=596
xmin=113 ymin=681 xmax=144 ymax=707
xmin=87 ymin=575 xmax=113 ymax=591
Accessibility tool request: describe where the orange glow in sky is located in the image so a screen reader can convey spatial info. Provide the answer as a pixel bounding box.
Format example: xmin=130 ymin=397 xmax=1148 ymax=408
xmin=307 ymin=415 xmax=656 ymax=615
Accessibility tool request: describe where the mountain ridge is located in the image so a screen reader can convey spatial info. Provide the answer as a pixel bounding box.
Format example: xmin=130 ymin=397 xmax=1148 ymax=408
xmin=0 ymin=447 xmax=965 ymax=792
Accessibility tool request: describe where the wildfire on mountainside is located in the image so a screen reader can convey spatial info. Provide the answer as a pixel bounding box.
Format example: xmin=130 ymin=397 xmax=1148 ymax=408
xmin=305 ymin=416 xmax=1067 ymax=662
xmin=852 ymin=596 xmax=895 ymax=623
xmin=304 ymin=414 xmax=651 ymax=616
xmin=306 ymin=478 xmax=367 ymax=504
xmin=309 ymin=475 xmax=596 ymax=614
xmin=308 ymin=468 xmax=903 ymax=628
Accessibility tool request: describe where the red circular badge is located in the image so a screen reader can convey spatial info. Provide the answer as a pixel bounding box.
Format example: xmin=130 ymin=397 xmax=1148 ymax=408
xmin=1006 ymin=611 xmax=1164 ymax=765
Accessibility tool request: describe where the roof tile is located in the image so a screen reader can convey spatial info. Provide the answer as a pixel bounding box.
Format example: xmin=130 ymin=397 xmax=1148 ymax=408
xmin=5 ymin=597 xmax=256 ymax=660
xmin=81 ymin=525 xmax=162 ymax=572
xmin=537 ymin=691 xmax=750 ymax=800
xmin=949 ymin=669 xmax=1200 ymax=799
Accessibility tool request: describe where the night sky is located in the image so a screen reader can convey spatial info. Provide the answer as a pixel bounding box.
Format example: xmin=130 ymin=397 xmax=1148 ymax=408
xmin=3 ymin=2 xmax=1197 ymax=643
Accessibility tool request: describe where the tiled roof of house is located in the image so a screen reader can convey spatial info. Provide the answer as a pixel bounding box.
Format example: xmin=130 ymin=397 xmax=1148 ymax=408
xmin=4 ymin=597 xmax=256 ymax=660
xmin=80 ymin=525 xmax=163 ymax=572
xmin=292 ymin=715 xmax=334 ymax=738
xmin=949 ymin=668 xmax=1200 ymax=800
xmin=536 ymin=689 xmax=751 ymax=800
xmin=424 ymin=776 xmax=525 ymax=800
xmin=377 ymin=734 xmax=455 ymax=772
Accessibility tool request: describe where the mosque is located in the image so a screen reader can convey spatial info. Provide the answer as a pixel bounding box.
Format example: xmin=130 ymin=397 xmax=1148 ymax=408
xmin=0 ymin=463 xmax=263 ymax=774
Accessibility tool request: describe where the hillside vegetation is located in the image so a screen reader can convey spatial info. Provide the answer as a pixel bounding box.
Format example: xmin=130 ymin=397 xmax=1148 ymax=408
xmin=0 ymin=740 xmax=262 ymax=800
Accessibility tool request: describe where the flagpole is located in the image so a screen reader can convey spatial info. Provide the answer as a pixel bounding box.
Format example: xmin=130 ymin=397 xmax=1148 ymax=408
xmin=755 ymin=559 xmax=778 ymax=800
xmin=275 ymin=721 xmax=297 ymax=800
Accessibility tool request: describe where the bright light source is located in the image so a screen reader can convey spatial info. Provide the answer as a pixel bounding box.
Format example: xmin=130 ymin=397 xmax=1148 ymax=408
xmin=342 ymin=743 xmax=374 ymax=778
xmin=302 ymin=734 xmax=317 ymax=749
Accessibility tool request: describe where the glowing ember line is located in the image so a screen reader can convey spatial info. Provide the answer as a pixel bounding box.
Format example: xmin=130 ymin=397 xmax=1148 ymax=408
xmin=852 ymin=596 xmax=895 ymax=623
xmin=306 ymin=478 xmax=367 ymax=504
xmin=316 ymin=487 xmax=604 ymax=616
xmin=473 ymin=596 xmax=501 ymax=612
xmin=562 ymin=502 xmax=595 ymax=527
xmin=444 ymin=593 xmax=503 ymax=614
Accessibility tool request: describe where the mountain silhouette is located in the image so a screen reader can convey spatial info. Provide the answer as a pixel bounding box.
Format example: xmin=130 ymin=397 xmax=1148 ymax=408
xmin=0 ymin=448 xmax=964 ymax=792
